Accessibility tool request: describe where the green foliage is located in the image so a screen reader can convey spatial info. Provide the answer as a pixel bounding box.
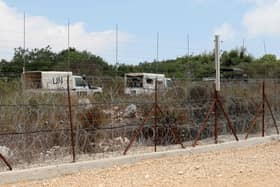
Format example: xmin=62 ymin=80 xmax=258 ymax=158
xmin=257 ymin=54 xmax=277 ymax=64
xmin=0 ymin=46 xmax=113 ymax=77
xmin=221 ymin=48 xmax=253 ymax=66
xmin=0 ymin=46 xmax=279 ymax=79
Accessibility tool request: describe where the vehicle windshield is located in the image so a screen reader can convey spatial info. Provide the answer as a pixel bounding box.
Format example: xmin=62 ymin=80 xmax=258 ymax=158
xmin=166 ymin=79 xmax=173 ymax=87
xmin=75 ymin=77 xmax=87 ymax=87
xmin=126 ymin=75 xmax=143 ymax=88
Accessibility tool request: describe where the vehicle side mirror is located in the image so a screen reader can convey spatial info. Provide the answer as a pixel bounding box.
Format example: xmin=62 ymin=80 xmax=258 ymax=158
xmin=82 ymin=74 xmax=86 ymax=80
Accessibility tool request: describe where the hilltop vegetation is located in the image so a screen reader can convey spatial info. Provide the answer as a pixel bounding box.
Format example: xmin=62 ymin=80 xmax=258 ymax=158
xmin=117 ymin=48 xmax=280 ymax=79
xmin=0 ymin=46 xmax=280 ymax=79
xmin=0 ymin=46 xmax=115 ymax=77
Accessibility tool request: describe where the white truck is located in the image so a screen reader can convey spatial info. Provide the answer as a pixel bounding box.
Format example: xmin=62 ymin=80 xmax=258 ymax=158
xmin=124 ymin=73 xmax=172 ymax=95
xmin=22 ymin=71 xmax=102 ymax=95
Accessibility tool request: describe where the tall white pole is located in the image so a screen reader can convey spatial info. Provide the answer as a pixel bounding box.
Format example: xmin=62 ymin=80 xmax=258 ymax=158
xmin=187 ymin=34 xmax=190 ymax=56
xmin=156 ymin=32 xmax=159 ymax=62
xmin=156 ymin=32 xmax=159 ymax=72
xmin=215 ymin=35 xmax=221 ymax=91
xmin=116 ymin=24 xmax=118 ymax=67
xmin=68 ymin=19 xmax=70 ymax=71
xmin=23 ymin=12 xmax=26 ymax=73
xmin=263 ymin=40 xmax=267 ymax=54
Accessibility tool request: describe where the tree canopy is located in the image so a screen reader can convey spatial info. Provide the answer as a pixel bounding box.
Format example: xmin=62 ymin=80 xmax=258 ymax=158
xmin=0 ymin=46 xmax=279 ymax=79
xmin=0 ymin=46 xmax=114 ymax=77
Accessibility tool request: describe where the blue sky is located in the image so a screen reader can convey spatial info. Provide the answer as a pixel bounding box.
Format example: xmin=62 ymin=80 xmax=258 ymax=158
xmin=0 ymin=0 xmax=280 ymax=64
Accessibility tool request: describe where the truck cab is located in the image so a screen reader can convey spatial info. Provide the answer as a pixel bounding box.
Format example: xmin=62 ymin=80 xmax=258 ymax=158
xmin=72 ymin=75 xmax=103 ymax=94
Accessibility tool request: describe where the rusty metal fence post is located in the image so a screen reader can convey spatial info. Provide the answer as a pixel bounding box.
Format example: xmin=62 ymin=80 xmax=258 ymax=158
xmin=154 ymin=78 xmax=158 ymax=152
xmin=67 ymin=75 xmax=76 ymax=162
xmin=123 ymin=77 xmax=185 ymax=155
xmin=192 ymin=86 xmax=239 ymax=147
xmin=245 ymin=80 xmax=279 ymax=138
xmin=262 ymin=80 xmax=265 ymax=137
xmin=0 ymin=153 xmax=12 ymax=170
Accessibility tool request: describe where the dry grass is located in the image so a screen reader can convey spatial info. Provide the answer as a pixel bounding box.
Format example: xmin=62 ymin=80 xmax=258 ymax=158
xmin=1 ymin=78 xmax=280 ymax=171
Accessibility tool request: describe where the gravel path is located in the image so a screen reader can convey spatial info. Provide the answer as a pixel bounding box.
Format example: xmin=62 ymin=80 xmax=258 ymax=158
xmin=3 ymin=141 xmax=280 ymax=187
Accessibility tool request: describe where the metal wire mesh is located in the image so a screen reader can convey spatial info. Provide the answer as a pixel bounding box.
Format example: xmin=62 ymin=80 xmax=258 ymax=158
xmin=0 ymin=76 xmax=279 ymax=171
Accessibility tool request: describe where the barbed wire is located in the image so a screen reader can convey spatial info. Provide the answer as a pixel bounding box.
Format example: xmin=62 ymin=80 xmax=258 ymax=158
xmin=1 ymin=78 xmax=280 ymax=171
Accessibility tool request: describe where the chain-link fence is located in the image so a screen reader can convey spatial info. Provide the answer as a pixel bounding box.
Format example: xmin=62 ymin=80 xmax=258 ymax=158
xmin=1 ymin=76 xmax=280 ymax=171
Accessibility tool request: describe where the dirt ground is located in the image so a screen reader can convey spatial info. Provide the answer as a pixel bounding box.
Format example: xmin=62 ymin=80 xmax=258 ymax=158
xmin=3 ymin=141 xmax=280 ymax=187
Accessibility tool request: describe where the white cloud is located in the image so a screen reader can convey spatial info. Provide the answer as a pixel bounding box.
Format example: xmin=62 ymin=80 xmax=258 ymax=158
xmin=0 ymin=0 xmax=133 ymax=62
xmin=243 ymin=0 xmax=280 ymax=37
xmin=213 ymin=23 xmax=236 ymax=41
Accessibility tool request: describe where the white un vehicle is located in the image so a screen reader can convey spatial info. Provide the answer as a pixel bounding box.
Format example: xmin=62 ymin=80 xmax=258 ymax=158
xmin=22 ymin=71 xmax=102 ymax=95
xmin=124 ymin=73 xmax=173 ymax=95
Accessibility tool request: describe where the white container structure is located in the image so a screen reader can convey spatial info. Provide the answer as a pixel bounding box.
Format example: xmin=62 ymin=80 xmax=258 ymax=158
xmin=124 ymin=73 xmax=172 ymax=95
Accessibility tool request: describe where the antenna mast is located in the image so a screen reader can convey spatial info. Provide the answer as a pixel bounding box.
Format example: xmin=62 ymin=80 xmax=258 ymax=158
xmin=23 ymin=12 xmax=26 ymax=73
xmin=187 ymin=34 xmax=190 ymax=56
xmin=263 ymin=40 xmax=267 ymax=54
xmin=116 ymin=24 xmax=119 ymax=67
xmin=68 ymin=19 xmax=70 ymax=71
xmin=156 ymin=32 xmax=159 ymax=61
xmin=156 ymin=32 xmax=159 ymax=72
